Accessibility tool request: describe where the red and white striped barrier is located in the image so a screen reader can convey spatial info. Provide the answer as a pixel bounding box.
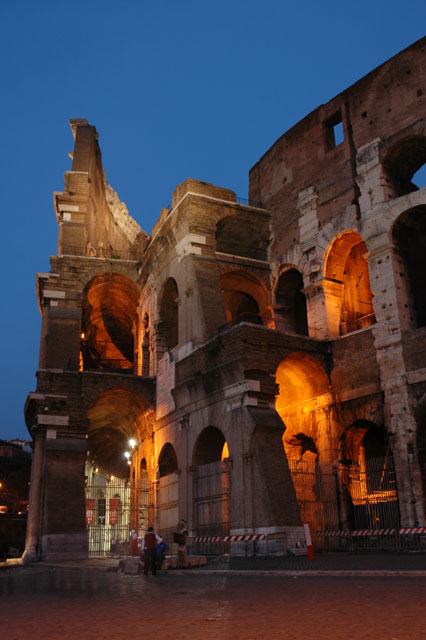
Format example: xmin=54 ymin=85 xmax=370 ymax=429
xmin=317 ymin=528 xmax=426 ymax=537
xmin=352 ymin=529 xmax=396 ymax=536
xmin=191 ymin=534 xmax=266 ymax=543
xmin=316 ymin=530 xmax=351 ymax=537
xmin=316 ymin=529 xmax=396 ymax=536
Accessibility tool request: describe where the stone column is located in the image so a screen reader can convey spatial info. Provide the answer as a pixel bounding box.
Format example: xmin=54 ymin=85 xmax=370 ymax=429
xmin=39 ymin=433 xmax=88 ymax=560
xmin=22 ymin=429 xmax=45 ymax=563
xmin=368 ymin=241 xmax=426 ymax=525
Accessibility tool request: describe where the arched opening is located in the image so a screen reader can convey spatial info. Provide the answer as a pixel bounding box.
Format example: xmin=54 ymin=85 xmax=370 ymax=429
xmin=81 ymin=273 xmax=139 ymax=372
xmin=220 ymin=271 xmax=269 ymax=326
xmin=138 ymin=459 xmax=149 ymax=534
xmin=392 ymin=206 xmax=426 ymax=328
xmin=275 ymin=354 xmax=339 ymax=534
xmin=340 ymin=421 xmax=399 ymax=529
xmin=192 ymin=427 xmax=230 ymax=538
xmin=142 ymin=313 xmax=150 ymax=376
xmin=416 ymin=398 xmax=426 ymax=515
xmin=158 ymin=443 xmax=178 ymax=478
xmin=216 ymin=216 xmax=267 ymax=261
xmin=324 ymin=232 xmax=375 ymax=335
xmin=159 ymin=278 xmax=179 ymax=352
xmin=274 ymin=268 xmax=308 ymax=335
xmin=157 ymin=443 xmax=179 ymax=538
xmin=383 ymin=136 xmax=426 ymax=197
xmin=85 ymin=388 xmax=153 ymax=555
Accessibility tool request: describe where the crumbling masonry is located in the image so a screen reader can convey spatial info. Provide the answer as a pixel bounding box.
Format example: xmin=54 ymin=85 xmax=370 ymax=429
xmin=25 ymin=37 xmax=426 ymax=560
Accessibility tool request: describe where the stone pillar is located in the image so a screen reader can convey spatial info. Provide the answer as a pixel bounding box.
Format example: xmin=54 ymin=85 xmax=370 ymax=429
xmin=22 ymin=430 xmax=45 ymax=563
xmin=367 ymin=241 xmax=426 ymax=525
xmin=40 ymin=433 xmax=88 ymax=560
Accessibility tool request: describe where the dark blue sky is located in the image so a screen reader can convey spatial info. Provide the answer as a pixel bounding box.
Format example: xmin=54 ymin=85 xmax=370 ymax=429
xmin=1 ymin=1 xmax=425 ymax=440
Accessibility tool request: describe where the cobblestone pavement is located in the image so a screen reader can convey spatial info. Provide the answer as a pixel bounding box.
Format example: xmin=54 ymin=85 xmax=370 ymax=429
xmin=1 ymin=565 xmax=426 ymax=639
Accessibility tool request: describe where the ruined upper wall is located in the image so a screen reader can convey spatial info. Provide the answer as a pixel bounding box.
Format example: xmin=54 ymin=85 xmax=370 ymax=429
xmin=249 ymin=37 xmax=426 ymax=260
xmin=55 ymin=120 xmax=149 ymax=259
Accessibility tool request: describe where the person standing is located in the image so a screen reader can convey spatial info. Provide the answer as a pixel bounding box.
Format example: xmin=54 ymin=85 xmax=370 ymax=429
xmin=174 ymin=519 xmax=189 ymax=568
xmin=141 ymin=526 xmax=162 ymax=575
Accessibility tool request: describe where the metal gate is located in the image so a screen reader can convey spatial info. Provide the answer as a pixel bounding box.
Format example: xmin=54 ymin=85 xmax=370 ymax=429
xmin=194 ymin=460 xmax=230 ymax=538
xmin=289 ymin=460 xmax=340 ymax=537
xmin=85 ymin=472 xmax=149 ymax=556
xmin=157 ymin=472 xmax=179 ymax=539
xmin=288 ymin=456 xmax=400 ymax=548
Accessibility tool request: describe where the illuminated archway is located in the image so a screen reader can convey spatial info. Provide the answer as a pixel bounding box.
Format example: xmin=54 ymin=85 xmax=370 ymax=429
xmin=192 ymin=427 xmax=230 ymax=537
xmin=220 ymin=271 xmax=269 ymax=326
xmin=340 ymin=421 xmax=399 ymax=529
xmin=324 ymin=232 xmax=375 ymax=335
xmin=87 ymin=388 xmax=152 ymax=478
xmin=275 ymin=354 xmax=341 ymax=534
xmin=275 ymin=353 xmax=332 ymax=461
xmin=81 ymin=273 xmax=139 ymax=371
xmin=85 ymin=388 xmax=153 ymax=554
xmin=392 ymin=206 xmax=426 ymax=328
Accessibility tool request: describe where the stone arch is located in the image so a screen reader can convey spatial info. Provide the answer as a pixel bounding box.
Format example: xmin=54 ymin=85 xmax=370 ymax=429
xmin=392 ymin=205 xmax=426 ymax=328
xmin=158 ymin=277 xmax=179 ymax=352
xmin=216 ymin=216 xmax=267 ymax=261
xmin=192 ymin=426 xmax=230 ymax=537
xmin=341 ymin=420 xmax=389 ymax=466
xmin=158 ymin=443 xmax=178 ymax=478
xmin=339 ymin=420 xmax=399 ymax=529
xmin=324 ymin=231 xmax=375 ymax=335
xmin=383 ymin=135 xmax=426 ymax=197
xmin=275 ymin=353 xmax=341 ymax=535
xmin=87 ymin=387 xmax=153 ymax=479
xmin=274 ymin=267 xmax=308 ymax=335
xmin=275 ymin=353 xmax=333 ymax=461
xmin=81 ymin=272 xmax=140 ymax=372
xmin=192 ymin=426 xmax=228 ymax=465
xmin=220 ymin=270 xmax=269 ymax=326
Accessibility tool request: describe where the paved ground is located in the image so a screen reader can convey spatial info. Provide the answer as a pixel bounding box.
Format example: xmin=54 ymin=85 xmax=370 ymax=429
xmin=1 ymin=562 xmax=426 ymax=639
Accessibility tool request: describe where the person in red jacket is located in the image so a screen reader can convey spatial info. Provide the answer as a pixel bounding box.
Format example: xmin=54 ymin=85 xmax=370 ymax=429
xmin=141 ymin=526 xmax=162 ymax=575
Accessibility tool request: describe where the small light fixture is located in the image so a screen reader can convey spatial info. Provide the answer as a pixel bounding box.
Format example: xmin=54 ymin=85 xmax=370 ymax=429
xmin=129 ymin=438 xmax=136 ymax=448
xmin=127 ymin=460 xmax=131 ymax=465
xmin=124 ymin=451 xmax=130 ymax=459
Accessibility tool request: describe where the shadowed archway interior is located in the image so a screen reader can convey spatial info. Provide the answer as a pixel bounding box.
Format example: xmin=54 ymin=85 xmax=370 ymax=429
xmin=87 ymin=388 xmax=152 ymax=478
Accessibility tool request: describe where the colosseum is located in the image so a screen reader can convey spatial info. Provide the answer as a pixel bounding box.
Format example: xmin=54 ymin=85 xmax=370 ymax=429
xmin=24 ymin=37 xmax=426 ymax=561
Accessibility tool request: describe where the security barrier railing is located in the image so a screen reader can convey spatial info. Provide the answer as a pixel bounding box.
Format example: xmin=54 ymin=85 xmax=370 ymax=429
xmin=314 ymin=528 xmax=426 ymax=552
xmin=60 ymin=245 xmax=138 ymax=261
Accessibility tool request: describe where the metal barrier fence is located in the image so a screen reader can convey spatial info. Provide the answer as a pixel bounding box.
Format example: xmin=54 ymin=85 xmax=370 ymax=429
xmin=188 ymin=533 xmax=302 ymax=557
xmin=315 ymin=528 xmax=426 ymax=552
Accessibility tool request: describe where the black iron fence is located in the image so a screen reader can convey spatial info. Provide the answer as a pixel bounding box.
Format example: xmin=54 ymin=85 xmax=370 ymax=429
xmin=235 ymin=196 xmax=265 ymax=209
xmin=60 ymin=245 xmax=139 ymax=261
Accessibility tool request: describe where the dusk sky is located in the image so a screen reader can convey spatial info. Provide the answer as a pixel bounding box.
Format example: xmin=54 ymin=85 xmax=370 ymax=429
xmin=1 ymin=1 xmax=425 ymax=441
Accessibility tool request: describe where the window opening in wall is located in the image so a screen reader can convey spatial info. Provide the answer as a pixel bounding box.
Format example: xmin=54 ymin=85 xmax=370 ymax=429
xmin=383 ymin=136 xmax=426 ymax=197
xmin=412 ymin=163 xmax=426 ymax=190
xmin=325 ymin=112 xmax=344 ymax=150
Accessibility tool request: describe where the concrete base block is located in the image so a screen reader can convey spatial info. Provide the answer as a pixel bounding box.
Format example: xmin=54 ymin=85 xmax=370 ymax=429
xmin=124 ymin=556 xmax=140 ymax=574
xmin=41 ymin=532 xmax=88 ymax=561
